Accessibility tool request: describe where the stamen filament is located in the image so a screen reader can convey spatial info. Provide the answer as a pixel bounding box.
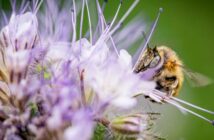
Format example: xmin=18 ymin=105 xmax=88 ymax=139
xmin=104 ymin=1 xmax=122 ymax=35
xmin=150 ymin=90 xmax=214 ymax=125
xmin=109 ymin=0 xmax=140 ymax=36
xmin=1 ymin=11 xmax=8 ymax=24
xmin=72 ymin=0 xmax=77 ymax=43
xmin=10 ymin=0 xmax=16 ymax=12
xmin=95 ymin=0 xmax=119 ymax=56
xmin=71 ymin=10 xmax=76 ymax=43
xmin=80 ymin=0 xmax=85 ymax=40
xmin=133 ymin=8 xmax=163 ymax=68
xmin=79 ymin=69 xmax=86 ymax=107
xmin=171 ymin=96 xmax=214 ymax=115
xmin=93 ymin=0 xmax=105 ymax=43
xmin=20 ymin=1 xmax=30 ymax=14
xmin=165 ymin=99 xmax=214 ymax=125
xmin=34 ymin=0 xmax=43 ymax=14
xmin=141 ymin=8 xmax=163 ymax=53
xmin=85 ymin=0 xmax=93 ymax=43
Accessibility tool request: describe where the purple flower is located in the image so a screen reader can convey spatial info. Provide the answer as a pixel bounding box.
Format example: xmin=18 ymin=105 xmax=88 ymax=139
xmin=0 ymin=0 xmax=211 ymax=140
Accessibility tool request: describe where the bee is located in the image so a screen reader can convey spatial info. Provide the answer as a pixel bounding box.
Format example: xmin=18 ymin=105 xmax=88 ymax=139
xmin=134 ymin=45 xmax=212 ymax=101
xmin=132 ymin=8 xmax=214 ymax=124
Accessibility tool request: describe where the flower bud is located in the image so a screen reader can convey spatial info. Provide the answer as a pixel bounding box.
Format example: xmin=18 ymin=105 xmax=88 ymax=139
xmin=110 ymin=113 xmax=159 ymax=137
xmin=0 ymin=12 xmax=38 ymax=50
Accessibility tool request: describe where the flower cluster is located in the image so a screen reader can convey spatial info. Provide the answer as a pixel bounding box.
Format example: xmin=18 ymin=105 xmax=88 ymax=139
xmin=0 ymin=0 xmax=161 ymax=140
xmin=0 ymin=0 xmax=213 ymax=140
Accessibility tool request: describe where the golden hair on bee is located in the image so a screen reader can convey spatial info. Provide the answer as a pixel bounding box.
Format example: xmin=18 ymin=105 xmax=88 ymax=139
xmin=155 ymin=46 xmax=184 ymax=96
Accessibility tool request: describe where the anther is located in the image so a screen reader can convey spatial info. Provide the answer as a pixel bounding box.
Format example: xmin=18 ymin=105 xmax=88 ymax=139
xmin=70 ymin=8 xmax=74 ymax=13
xmin=212 ymin=120 xmax=214 ymax=126
xmin=159 ymin=7 xmax=163 ymax=13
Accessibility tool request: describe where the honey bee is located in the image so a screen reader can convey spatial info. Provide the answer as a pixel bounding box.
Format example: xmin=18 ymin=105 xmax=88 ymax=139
xmin=134 ymin=45 xmax=212 ymax=101
xmin=132 ymin=8 xmax=214 ymax=124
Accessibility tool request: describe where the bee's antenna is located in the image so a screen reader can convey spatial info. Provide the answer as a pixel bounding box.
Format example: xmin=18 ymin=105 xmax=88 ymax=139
xmin=171 ymin=96 xmax=214 ymax=115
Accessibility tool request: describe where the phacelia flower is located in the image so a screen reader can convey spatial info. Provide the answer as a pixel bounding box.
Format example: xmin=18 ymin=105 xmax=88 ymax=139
xmin=0 ymin=0 xmax=213 ymax=140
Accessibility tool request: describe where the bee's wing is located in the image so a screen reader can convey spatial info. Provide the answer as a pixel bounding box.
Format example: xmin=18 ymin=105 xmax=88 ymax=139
xmin=181 ymin=65 xmax=213 ymax=87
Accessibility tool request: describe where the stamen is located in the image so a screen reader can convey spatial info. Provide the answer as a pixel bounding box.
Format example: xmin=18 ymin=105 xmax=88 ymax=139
xmin=141 ymin=8 xmax=163 ymax=53
xmin=20 ymin=1 xmax=30 ymax=14
xmin=95 ymin=0 xmax=119 ymax=56
xmin=20 ymin=0 xmax=26 ymax=9
xmin=150 ymin=90 xmax=214 ymax=125
xmin=165 ymin=99 xmax=214 ymax=125
xmin=79 ymin=0 xmax=85 ymax=40
xmin=1 ymin=10 xmax=8 ymax=24
xmin=10 ymin=0 xmax=16 ymax=12
xmin=142 ymin=31 xmax=150 ymax=48
xmin=72 ymin=0 xmax=77 ymax=27
xmin=109 ymin=36 xmax=119 ymax=56
xmin=15 ymin=39 xmax=18 ymax=51
xmin=10 ymin=70 xmax=14 ymax=83
xmin=96 ymin=0 xmax=107 ymax=34
xmin=85 ymin=0 xmax=93 ymax=43
xmin=79 ymin=69 xmax=86 ymax=107
xmin=71 ymin=9 xmax=76 ymax=43
xmin=71 ymin=0 xmax=77 ymax=43
xmin=33 ymin=0 xmax=39 ymax=11
xmin=109 ymin=0 xmax=140 ymax=36
xmin=104 ymin=1 xmax=122 ymax=35
xmin=152 ymin=90 xmax=214 ymax=114
xmin=93 ymin=0 xmax=105 ymax=43
xmin=2 ymin=32 xmax=8 ymax=48
xmin=133 ymin=8 xmax=163 ymax=68
xmin=34 ymin=0 xmax=43 ymax=14
xmin=103 ymin=1 xmax=122 ymax=56
xmin=171 ymin=97 xmax=214 ymax=115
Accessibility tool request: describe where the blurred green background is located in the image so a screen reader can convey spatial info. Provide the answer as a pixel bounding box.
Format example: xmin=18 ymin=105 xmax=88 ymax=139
xmin=0 ymin=0 xmax=214 ymax=139
xmin=104 ymin=0 xmax=214 ymax=140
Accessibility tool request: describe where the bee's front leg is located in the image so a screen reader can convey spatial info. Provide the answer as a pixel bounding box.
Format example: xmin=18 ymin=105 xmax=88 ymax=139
xmin=146 ymin=93 xmax=164 ymax=104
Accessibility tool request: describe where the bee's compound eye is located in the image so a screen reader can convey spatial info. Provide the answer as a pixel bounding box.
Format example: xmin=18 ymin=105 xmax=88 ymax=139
xmin=149 ymin=56 xmax=160 ymax=68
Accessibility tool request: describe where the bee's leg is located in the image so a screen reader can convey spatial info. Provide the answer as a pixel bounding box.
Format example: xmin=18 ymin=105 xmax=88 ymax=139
xmin=144 ymin=95 xmax=150 ymax=98
xmin=144 ymin=95 xmax=156 ymax=103
xmin=148 ymin=93 xmax=163 ymax=104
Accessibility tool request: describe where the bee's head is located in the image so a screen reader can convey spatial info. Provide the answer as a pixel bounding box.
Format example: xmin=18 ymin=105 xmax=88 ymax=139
xmin=134 ymin=47 xmax=161 ymax=73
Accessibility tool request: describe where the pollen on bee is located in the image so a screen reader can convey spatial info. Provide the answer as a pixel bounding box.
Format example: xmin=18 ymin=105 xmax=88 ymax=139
xmin=165 ymin=60 xmax=177 ymax=71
